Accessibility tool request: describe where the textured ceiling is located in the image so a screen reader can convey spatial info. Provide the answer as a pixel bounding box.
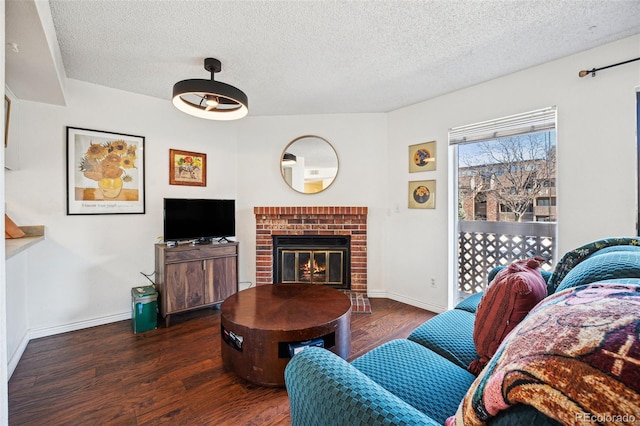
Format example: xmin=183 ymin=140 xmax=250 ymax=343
xmin=17 ymin=1 xmax=640 ymax=116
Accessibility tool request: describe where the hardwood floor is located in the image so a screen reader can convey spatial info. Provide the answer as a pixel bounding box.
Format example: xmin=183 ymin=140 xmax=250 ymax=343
xmin=9 ymin=298 xmax=435 ymax=425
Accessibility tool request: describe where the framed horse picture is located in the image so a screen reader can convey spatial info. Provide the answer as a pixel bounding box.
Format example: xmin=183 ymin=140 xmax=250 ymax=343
xmin=169 ymin=149 xmax=207 ymax=187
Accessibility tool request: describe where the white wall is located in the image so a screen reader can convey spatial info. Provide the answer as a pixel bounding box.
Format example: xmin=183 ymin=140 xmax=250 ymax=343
xmin=1 ymin=0 xmax=8 ymax=421
xmin=386 ymin=35 xmax=640 ymax=312
xmin=236 ymin=114 xmax=388 ymax=293
xmin=5 ymin=79 xmax=239 ymax=341
xmin=3 ymin=34 xmax=639 ymax=390
xmin=5 ymin=254 xmax=28 ymax=377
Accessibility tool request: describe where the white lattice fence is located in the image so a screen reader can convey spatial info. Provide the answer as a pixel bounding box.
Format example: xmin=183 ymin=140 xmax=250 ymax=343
xmin=458 ymin=221 xmax=556 ymax=295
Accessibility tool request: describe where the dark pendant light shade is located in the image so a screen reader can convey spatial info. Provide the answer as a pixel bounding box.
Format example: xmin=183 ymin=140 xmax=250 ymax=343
xmin=282 ymin=152 xmax=297 ymax=165
xmin=172 ymin=58 xmax=248 ymax=121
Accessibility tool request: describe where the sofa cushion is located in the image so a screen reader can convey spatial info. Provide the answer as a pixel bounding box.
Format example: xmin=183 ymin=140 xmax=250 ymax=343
xmin=554 ymin=251 xmax=640 ymax=293
xmin=590 ymin=245 xmax=640 ymax=256
xmin=470 ymin=257 xmax=547 ymax=374
xmin=454 ymin=292 xmax=483 ymax=313
xmin=593 ymin=277 xmax=640 ymax=286
xmin=407 ymin=309 xmax=478 ymax=370
xmin=546 ymin=237 xmax=640 ymax=292
xmin=352 ymin=339 xmax=476 ymax=425
xmin=284 ymin=346 xmax=440 ymax=426
xmin=488 ymin=404 xmax=561 ymax=426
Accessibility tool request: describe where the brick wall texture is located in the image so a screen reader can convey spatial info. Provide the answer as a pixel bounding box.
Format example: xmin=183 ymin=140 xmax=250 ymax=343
xmin=254 ymin=206 xmax=368 ymax=292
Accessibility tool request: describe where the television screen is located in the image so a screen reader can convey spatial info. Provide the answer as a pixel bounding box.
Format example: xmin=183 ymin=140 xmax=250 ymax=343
xmin=163 ymin=198 xmax=235 ymax=241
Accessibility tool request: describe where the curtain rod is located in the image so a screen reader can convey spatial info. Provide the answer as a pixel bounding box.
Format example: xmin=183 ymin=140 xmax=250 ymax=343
xmin=579 ymin=57 xmax=640 ymax=78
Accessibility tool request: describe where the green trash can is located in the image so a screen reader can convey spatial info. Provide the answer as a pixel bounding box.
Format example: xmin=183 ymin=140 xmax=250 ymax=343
xmin=131 ymin=285 xmax=158 ymax=333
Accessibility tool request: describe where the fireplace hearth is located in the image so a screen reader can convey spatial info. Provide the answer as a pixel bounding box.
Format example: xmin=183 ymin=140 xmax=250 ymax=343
xmin=273 ymin=235 xmax=350 ymax=289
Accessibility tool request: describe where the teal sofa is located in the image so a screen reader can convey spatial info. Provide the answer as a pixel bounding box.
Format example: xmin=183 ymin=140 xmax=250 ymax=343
xmin=284 ymin=237 xmax=640 ymax=425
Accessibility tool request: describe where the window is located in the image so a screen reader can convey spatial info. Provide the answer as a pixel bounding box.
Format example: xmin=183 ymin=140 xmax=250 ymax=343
xmin=637 ymin=90 xmax=640 ymax=235
xmin=537 ymin=198 xmax=556 ymax=207
xmin=449 ymin=107 xmax=557 ymax=301
xmin=456 ymin=132 xmax=556 ymax=223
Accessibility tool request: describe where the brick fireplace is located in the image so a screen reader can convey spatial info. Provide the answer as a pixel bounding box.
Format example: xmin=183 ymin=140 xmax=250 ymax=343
xmin=254 ymin=206 xmax=368 ymax=293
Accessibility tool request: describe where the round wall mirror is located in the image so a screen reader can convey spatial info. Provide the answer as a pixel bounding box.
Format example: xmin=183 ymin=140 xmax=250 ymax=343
xmin=280 ymin=135 xmax=339 ymax=194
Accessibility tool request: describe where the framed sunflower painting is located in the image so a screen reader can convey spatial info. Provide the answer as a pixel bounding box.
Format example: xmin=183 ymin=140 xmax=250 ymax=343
xmin=408 ymin=180 xmax=436 ymax=209
xmin=66 ymin=127 xmax=145 ymax=215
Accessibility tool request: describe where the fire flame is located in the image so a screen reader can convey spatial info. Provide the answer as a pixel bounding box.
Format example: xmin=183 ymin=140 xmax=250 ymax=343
xmin=301 ymin=259 xmax=326 ymax=275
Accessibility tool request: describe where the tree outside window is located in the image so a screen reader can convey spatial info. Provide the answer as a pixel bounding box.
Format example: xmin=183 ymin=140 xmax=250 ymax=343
xmin=458 ymin=132 xmax=556 ymax=223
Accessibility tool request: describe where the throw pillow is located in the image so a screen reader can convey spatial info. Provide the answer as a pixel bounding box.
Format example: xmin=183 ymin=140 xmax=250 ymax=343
xmin=469 ymin=256 xmax=547 ymax=374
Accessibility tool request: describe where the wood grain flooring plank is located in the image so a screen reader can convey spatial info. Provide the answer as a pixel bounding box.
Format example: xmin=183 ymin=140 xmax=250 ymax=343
xmin=9 ymin=298 xmax=435 ymax=425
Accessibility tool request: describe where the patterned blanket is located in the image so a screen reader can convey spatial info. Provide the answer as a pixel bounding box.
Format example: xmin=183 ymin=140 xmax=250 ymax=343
xmin=447 ymin=283 xmax=640 ymax=426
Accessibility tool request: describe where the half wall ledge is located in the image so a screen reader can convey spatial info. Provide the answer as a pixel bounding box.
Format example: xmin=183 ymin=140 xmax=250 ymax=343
xmin=6 ymin=225 xmax=45 ymax=259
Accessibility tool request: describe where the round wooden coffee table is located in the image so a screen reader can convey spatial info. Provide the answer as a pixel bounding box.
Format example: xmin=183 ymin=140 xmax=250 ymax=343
xmin=220 ymin=283 xmax=352 ymax=386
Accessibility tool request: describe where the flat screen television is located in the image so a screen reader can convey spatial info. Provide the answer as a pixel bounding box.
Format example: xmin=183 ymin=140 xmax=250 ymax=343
xmin=163 ymin=198 xmax=235 ymax=242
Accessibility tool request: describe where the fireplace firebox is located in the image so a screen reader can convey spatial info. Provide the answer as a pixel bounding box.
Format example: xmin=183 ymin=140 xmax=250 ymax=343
xmin=273 ymin=235 xmax=350 ymax=289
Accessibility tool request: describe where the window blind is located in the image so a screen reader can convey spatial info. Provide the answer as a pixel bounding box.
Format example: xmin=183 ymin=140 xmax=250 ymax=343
xmin=449 ymin=106 xmax=557 ymax=145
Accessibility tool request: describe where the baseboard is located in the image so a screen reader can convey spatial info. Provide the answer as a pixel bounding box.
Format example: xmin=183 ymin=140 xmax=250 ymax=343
xmin=29 ymin=311 xmax=131 ymax=340
xmin=365 ymin=290 xmax=387 ymax=298
xmin=8 ymin=312 xmax=133 ymax=379
xmin=385 ymin=292 xmax=446 ymax=314
xmin=364 ymin=290 xmax=446 ymax=313
xmin=8 ymin=329 xmax=30 ymax=379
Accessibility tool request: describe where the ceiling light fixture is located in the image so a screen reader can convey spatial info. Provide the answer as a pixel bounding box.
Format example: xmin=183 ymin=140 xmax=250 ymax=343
xmin=282 ymin=152 xmax=297 ymax=166
xmin=172 ymin=58 xmax=248 ymax=121
xmin=578 ymin=56 xmax=640 ymax=78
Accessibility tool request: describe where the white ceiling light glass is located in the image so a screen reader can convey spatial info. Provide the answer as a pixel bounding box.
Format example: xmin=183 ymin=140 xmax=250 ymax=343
xmin=172 ymin=58 xmax=248 ymax=121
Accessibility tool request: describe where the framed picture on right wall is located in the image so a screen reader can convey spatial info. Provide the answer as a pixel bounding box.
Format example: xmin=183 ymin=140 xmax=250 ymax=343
xmin=408 ymin=180 xmax=436 ymax=209
xmin=409 ymin=141 xmax=436 ymax=172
